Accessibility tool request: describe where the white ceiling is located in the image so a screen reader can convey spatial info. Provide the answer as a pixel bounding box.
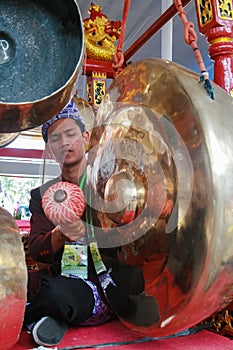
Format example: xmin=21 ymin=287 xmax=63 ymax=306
xmin=77 ymin=0 xmax=213 ymax=80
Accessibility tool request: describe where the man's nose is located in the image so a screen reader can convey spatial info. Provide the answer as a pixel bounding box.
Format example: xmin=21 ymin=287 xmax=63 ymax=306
xmin=60 ymin=133 xmax=70 ymax=146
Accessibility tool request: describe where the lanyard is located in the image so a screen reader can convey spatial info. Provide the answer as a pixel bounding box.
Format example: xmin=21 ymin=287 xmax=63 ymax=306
xmin=61 ymin=170 xmax=88 ymax=279
xmin=86 ymin=188 xmax=95 ymax=240
xmin=79 ymin=171 xmax=86 ymax=191
xmin=83 ymin=171 xmax=107 ymax=275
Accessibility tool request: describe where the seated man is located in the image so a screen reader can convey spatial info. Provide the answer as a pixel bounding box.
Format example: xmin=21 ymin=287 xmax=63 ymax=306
xmin=24 ymin=101 xmax=115 ymax=347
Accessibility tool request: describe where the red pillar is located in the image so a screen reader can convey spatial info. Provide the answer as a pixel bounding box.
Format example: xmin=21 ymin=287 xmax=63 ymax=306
xmin=195 ymin=0 xmax=233 ymax=96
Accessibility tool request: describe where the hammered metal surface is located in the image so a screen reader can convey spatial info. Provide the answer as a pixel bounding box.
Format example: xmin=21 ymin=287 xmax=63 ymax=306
xmin=0 ymin=0 xmax=84 ymax=132
xmin=0 ymin=207 xmax=27 ymax=350
xmin=88 ymin=58 xmax=233 ymax=336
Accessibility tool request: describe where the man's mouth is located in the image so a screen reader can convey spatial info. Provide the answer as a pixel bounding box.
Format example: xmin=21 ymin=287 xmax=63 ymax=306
xmin=62 ymin=149 xmax=72 ymax=155
xmin=60 ymin=149 xmax=73 ymax=162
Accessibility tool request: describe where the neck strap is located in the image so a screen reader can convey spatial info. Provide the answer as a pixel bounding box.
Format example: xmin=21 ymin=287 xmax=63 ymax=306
xmin=79 ymin=171 xmax=86 ymax=190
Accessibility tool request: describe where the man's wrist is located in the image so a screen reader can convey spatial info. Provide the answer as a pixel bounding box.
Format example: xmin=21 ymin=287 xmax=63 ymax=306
xmin=52 ymin=226 xmax=68 ymax=241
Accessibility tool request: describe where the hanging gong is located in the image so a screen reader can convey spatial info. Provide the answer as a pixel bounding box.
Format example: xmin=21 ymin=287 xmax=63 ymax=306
xmin=0 ymin=207 xmax=27 ymax=350
xmin=0 ymin=132 xmax=19 ymax=148
xmin=0 ymin=0 xmax=84 ymax=133
xmin=88 ymin=58 xmax=233 ymax=337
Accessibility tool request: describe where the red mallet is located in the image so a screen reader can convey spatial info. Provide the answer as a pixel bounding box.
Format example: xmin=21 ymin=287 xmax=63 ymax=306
xmin=42 ymin=181 xmax=85 ymax=225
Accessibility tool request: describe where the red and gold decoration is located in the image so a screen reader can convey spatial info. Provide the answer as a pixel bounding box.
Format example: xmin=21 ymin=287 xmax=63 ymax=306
xmin=42 ymin=182 xmax=85 ymax=225
xmin=83 ymin=2 xmax=122 ymax=112
xmin=83 ymin=3 xmax=121 ymax=62
xmin=195 ymin=0 xmax=233 ymax=95
xmin=87 ymin=71 xmax=107 ymax=110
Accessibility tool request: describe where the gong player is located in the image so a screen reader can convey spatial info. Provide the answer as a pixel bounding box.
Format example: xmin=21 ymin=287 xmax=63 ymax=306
xmin=24 ymin=100 xmax=155 ymax=347
xmin=24 ymin=101 xmax=117 ymax=347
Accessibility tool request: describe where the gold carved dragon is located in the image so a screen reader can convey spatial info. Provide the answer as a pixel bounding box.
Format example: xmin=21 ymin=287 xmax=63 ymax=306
xmin=83 ymin=3 xmax=122 ymax=61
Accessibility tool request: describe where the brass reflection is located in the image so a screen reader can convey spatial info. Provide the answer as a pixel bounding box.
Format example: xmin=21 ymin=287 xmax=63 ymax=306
xmin=89 ymin=58 xmax=233 ymax=337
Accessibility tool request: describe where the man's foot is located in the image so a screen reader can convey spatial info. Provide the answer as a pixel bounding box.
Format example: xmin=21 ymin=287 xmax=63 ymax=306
xmin=32 ymin=316 xmax=68 ymax=347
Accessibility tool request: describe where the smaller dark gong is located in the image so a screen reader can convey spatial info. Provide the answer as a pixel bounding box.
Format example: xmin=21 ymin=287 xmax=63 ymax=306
xmin=0 ymin=0 xmax=84 ymax=133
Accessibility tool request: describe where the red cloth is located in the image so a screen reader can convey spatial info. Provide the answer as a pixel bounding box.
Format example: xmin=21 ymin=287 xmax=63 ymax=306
xmin=13 ymin=320 xmax=233 ymax=350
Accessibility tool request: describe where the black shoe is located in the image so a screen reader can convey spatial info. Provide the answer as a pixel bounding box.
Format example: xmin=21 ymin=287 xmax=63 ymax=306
xmin=32 ymin=316 xmax=68 ymax=347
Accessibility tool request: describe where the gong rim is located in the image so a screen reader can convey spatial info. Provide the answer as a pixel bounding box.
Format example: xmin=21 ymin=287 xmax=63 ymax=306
xmin=89 ymin=58 xmax=233 ymax=336
xmin=0 ymin=0 xmax=84 ymax=132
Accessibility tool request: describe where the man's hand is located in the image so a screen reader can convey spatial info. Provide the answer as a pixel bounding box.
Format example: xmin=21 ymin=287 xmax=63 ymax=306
xmin=51 ymin=219 xmax=86 ymax=252
xmin=58 ymin=219 xmax=86 ymax=242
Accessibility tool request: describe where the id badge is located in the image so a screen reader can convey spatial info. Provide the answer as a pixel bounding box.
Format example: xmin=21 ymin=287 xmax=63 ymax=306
xmin=90 ymin=241 xmax=106 ymax=275
xmin=61 ymin=243 xmax=88 ymax=279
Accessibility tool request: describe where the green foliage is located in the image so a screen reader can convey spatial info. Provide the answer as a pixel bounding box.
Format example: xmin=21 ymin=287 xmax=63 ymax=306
xmin=0 ymin=176 xmax=40 ymax=218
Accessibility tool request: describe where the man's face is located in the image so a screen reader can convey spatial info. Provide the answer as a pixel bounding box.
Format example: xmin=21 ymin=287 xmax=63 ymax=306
xmin=47 ymin=118 xmax=89 ymax=168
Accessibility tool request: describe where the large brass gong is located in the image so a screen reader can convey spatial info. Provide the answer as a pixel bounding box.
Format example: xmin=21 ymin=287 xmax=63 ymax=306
xmin=0 ymin=207 xmax=27 ymax=350
xmin=88 ymin=59 xmax=233 ymax=336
